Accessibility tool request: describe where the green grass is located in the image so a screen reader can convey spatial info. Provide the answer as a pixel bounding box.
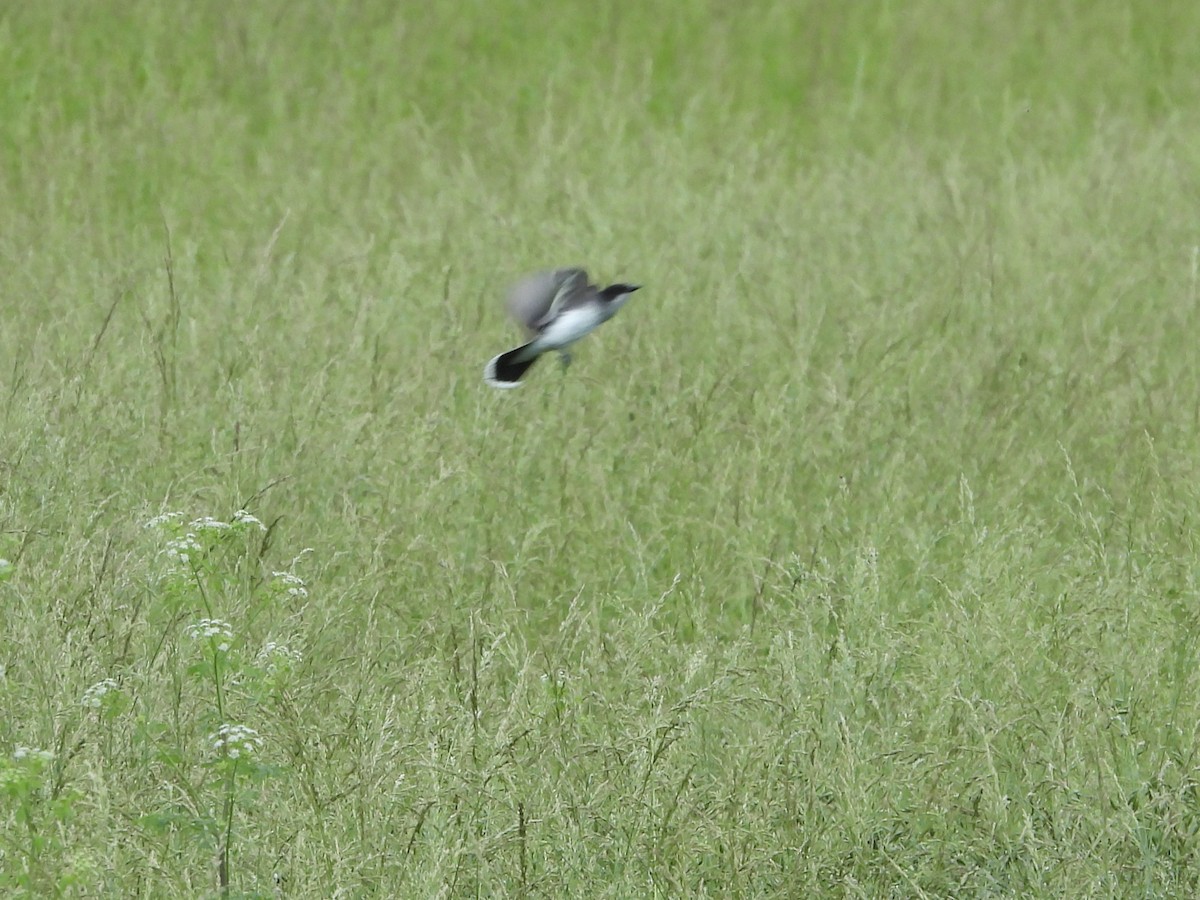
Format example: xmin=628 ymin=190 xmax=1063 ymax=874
xmin=4 ymin=0 xmax=1200 ymax=895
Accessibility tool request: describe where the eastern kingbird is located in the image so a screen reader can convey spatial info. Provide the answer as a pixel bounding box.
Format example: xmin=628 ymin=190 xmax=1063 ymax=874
xmin=483 ymin=268 xmax=640 ymax=389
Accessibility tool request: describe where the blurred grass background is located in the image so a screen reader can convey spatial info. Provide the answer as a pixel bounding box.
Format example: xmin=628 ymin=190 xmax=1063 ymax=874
xmin=3 ymin=0 xmax=1200 ymax=895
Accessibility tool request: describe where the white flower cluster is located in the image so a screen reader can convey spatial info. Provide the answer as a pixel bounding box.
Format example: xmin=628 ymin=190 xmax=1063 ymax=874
xmin=166 ymin=533 xmax=202 ymax=565
xmin=81 ymin=678 xmax=119 ymax=709
xmin=232 ymin=509 xmax=267 ymax=532
xmin=256 ymin=641 xmax=303 ymax=671
xmin=13 ymin=746 xmax=54 ymax=762
xmin=147 ymin=511 xmax=267 ymax=569
xmin=189 ymin=516 xmax=230 ymax=533
xmin=272 ymin=571 xmax=308 ymax=599
xmin=186 ymin=619 xmax=233 ymax=652
xmin=144 ymin=511 xmax=184 ymax=529
xmin=0 ymin=558 xmax=13 ymax=581
xmin=210 ymin=723 xmax=261 ymax=759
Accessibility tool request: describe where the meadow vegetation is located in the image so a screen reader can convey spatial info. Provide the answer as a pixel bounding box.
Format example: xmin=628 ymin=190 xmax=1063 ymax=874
xmin=3 ymin=0 xmax=1200 ymax=895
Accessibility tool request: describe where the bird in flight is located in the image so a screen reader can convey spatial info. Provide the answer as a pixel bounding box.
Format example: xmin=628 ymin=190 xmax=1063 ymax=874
xmin=483 ymin=268 xmax=640 ymax=389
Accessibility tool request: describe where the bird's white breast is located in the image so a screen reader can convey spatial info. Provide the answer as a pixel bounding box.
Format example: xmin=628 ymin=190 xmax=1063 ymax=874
xmin=534 ymin=305 xmax=606 ymax=351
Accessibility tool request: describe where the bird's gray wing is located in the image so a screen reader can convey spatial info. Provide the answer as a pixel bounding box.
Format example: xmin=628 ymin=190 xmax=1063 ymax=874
xmin=505 ymin=268 xmax=589 ymax=334
xmin=534 ymin=269 xmax=592 ymax=330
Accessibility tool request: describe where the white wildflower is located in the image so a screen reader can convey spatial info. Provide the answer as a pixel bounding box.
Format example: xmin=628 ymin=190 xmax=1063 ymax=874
xmin=13 ymin=746 xmax=54 ymax=763
xmin=256 ymin=641 xmax=302 ymax=672
xmin=210 ymin=723 xmax=261 ymax=759
xmin=271 ymin=571 xmax=308 ymax=599
xmin=144 ymin=511 xmax=184 ymax=529
xmin=165 ymin=533 xmax=201 ymax=565
xmin=81 ymin=678 xmax=119 ymax=709
xmin=189 ymin=516 xmax=230 ymax=533
xmin=0 ymin=558 xmax=12 ymax=581
xmin=231 ymin=509 xmax=267 ymax=532
xmin=186 ymin=619 xmax=234 ymax=652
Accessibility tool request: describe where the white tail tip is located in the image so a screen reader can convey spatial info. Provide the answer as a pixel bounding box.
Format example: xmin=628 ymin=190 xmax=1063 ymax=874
xmin=484 ymin=355 xmax=524 ymax=389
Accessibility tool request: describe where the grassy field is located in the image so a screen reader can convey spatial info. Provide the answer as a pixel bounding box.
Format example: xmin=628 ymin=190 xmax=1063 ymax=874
xmin=4 ymin=0 xmax=1200 ymax=895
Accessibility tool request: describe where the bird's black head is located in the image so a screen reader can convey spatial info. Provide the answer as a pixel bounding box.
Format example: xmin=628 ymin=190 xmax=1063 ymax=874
xmin=600 ymin=283 xmax=641 ymax=302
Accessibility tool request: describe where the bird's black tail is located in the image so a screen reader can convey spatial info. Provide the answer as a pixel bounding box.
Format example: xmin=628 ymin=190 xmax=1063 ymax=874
xmin=484 ymin=344 xmax=541 ymax=388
